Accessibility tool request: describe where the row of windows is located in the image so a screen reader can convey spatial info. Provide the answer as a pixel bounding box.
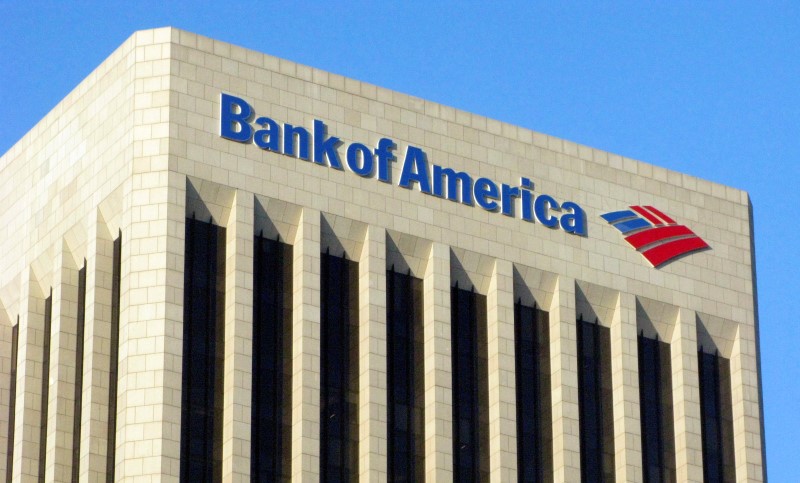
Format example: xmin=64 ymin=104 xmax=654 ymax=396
xmin=4 ymin=234 xmax=121 ymax=483
xmin=1 ymin=219 xmax=738 ymax=483
xmin=176 ymin=217 xmax=736 ymax=483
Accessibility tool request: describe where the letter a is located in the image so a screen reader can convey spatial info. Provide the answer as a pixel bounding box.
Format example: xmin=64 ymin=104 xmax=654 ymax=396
xmin=398 ymin=146 xmax=431 ymax=194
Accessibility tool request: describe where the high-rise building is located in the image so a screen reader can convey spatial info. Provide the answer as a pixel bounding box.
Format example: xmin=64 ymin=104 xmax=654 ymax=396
xmin=0 ymin=28 xmax=765 ymax=482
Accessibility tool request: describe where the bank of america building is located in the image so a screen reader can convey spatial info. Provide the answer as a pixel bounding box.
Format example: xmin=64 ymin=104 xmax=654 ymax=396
xmin=0 ymin=29 xmax=765 ymax=482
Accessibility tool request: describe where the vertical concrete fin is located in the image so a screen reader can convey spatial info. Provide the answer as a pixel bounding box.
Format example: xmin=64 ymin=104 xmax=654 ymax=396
xmin=222 ymin=189 xmax=254 ymax=482
xmin=731 ymin=323 xmax=765 ymax=482
xmin=611 ymin=292 xmax=643 ymax=482
xmin=671 ymin=308 xmax=704 ymax=482
xmin=548 ymin=275 xmax=581 ymax=482
xmin=423 ymin=242 xmax=453 ymax=481
xmin=12 ymin=268 xmax=47 ymax=481
xmin=486 ymin=258 xmax=517 ymax=482
xmin=0 ymin=300 xmax=13 ymax=480
xmin=79 ymin=207 xmax=117 ymax=481
xmin=45 ymin=240 xmax=81 ymax=482
xmin=357 ymin=225 xmax=387 ymax=481
xmin=291 ymin=207 xmax=321 ymax=481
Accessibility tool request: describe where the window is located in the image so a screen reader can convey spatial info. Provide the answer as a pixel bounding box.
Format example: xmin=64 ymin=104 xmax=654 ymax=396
xmin=386 ymin=268 xmax=425 ymax=482
xmin=6 ymin=320 xmax=19 ymax=483
xmin=251 ymin=234 xmax=292 ymax=482
xmin=637 ymin=334 xmax=676 ymax=483
xmin=515 ymin=301 xmax=552 ymax=483
xmin=72 ymin=262 xmax=87 ymax=483
xmin=577 ymin=318 xmax=614 ymax=483
xmin=106 ymin=234 xmax=121 ymax=483
xmin=320 ymin=251 xmax=359 ymax=481
xmin=698 ymin=349 xmax=735 ymax=483
xmin=180 ymin=218 xmax=225 ymax=482
xmin=451 ymin=284 xmax=489 ymax=482
xmin=39 ymin=290 xmax=53 ymax=483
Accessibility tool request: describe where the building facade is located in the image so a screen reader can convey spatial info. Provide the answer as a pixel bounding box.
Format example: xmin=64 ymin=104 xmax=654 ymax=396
xmin=0 ymin=28 xmax=765 ymax=482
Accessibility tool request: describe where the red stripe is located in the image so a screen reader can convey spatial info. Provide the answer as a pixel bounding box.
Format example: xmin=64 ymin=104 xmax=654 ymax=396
xmin=630 ymin=205 xmax=663 ymax=226
xmin=625 ymin=225 xmax=694 ymax=249
xmin=642 ymin=237 xmax=709 ymax=267
xmin=644 ymin=205 xmax=676 ymax=224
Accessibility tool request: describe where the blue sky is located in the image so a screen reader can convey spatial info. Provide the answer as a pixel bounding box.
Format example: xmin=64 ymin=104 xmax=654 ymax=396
xmin=1 ymin=1 xmax=797 ymax=479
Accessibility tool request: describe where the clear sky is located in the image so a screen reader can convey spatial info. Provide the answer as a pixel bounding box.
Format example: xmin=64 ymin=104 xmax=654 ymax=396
xmin=1 ymin=1 xmax=797 ymax=479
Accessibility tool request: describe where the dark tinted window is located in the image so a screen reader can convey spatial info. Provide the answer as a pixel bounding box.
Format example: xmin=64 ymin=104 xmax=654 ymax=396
xmin=386 ymin=269 xmax=425 ymax=482
xmin=638 ymin=334 xmax=676 ymax=483
xmin=39 ymin=291 xmax=53 ymax=483
xmin=698 ymin=350 xmax=735 ymax=483
xmin=72 ymin=263 xmax=87 ymax=483
xmin=515 ymin=302 xmax=552 ymax=483
xmin=107 ymin=234 xmax=121 ymax=483
xmin=451 ymin=284 xmax=489 ymax=482
xmin=6 ymin=320 xmax=19 ymax=483
xmin=320 ymin=252 xmax=359 ymax=481
xmin=577 ymin=318 xmax=614 ymax=483
xmin=252 ymin=235 xmax=292 ymax=482
xmin=180 ymin=218 xmax=225 ymax=482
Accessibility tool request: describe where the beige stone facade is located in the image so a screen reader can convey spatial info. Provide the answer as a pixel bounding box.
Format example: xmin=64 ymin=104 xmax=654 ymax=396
xmin=0 ymin=28 xmax=765 ymax=481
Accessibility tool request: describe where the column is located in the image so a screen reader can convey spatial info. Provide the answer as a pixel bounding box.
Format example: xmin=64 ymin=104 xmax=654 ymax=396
xmin=671 ymin=308 xmax=704 ymax=482
xmin=115 ymin=30 xmax=179 ymax=480
xmin=45 ymin=242 xmax=81 ymax=482
xmin=116 ymin=168 xmax=185 ymax=480
xmin=291 ymin=207 xmax=321 ymax=482
xmin=610 ymin=292 xmax=643 ymax=482
xmin=79 ymin=212 xmax=117 ymax=480
xmin=222 ymin=191 xmax=254 ymax=482
xmin=0 ymin=306 xmax=15 ymax=480
xmin=11 ymin=269 xmax=48 ymax=482
xmin=423 ymin=242 xmax=453 ymax=482
xmin=730 ymin=322 xmax=766 ymax=482
xmin=358 ymin=225 xmax=387 ymax=481
xmin=486 ymin=259 xmax=517 ymax=482
xmin=548 ymin=276 xmax=581 ymax=481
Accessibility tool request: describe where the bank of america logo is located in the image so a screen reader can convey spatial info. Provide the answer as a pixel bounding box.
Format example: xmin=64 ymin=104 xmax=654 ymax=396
xmin=601 ymin=206 xmax=710 ymax=267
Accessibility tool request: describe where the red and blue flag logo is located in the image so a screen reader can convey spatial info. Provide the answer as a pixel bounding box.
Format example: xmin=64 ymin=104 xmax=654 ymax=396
xmin=601 ymin=206 xmax=710 ymax=267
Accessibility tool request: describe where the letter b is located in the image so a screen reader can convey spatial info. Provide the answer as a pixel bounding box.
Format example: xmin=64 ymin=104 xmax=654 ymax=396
xmin=220 ymin=93 xmax=253 ymax=142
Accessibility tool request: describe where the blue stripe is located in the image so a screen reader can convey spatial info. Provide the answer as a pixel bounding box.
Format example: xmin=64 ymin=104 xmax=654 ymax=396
xmin=601 ymin=210 xmax=637 ymax=223
xmin=614 ymin=217 xmax=652 ymax=233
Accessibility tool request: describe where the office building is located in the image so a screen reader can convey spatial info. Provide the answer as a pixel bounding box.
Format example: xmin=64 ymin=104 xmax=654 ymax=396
xmin=0 ymin=28 xmax=765 ymax=482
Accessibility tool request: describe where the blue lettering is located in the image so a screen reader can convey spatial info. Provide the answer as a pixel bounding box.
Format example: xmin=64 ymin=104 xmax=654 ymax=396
xmin=432 ymin=165 xmax=473 ymax=204
xmin=534 ymin=194 xmax=560 ymax=228
xmin=313 ymin=120 xmax=343 ymax=169
xmin=375 ymin=138 xmax=396 ymax=183
xmin=398 ymin=146 xmax=431 ymax=194
xmin=217 ymin=96 xmax=587 ymax=237
xmin=347 ymin=143 xmax=374 ymax=177
xmin=283 ymin=124 xmax=310 ymax=160
xmin=501 ymin=183 xmax=520 ymax=217
xmin=521 ymin=178 xmax=535 ymax=221
xmin=254 ymin=116 xmax=280 ymax=151
xmin=560 ymin=201 xmax=587 ymax=236
xmin=220 ymin=93 xmax=253 ymax=142
xmin=474 ymin=177 xmax=499 ymax=211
